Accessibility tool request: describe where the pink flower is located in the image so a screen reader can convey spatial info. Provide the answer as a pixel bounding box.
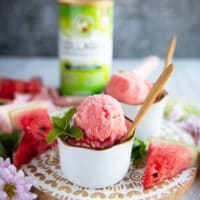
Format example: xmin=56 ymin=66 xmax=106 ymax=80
xmin=181 ymin=116 xmax=200 ymax=147
xmin=0 ymin=158 xmax=36 ymax=200
xmin=166 ymin=104 xmax=184 ymax=122
xmin=0 ymin=158 xmax=10 ymax=168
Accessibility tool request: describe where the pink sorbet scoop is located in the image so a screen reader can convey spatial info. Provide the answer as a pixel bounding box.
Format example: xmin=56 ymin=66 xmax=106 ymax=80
xmin=106 ymin=73 xmax=153 ymax=105
xmin=105 ymin=56 xmax=160 ymax=105
xmin=68 ymin=94 xmax=127 ymax=149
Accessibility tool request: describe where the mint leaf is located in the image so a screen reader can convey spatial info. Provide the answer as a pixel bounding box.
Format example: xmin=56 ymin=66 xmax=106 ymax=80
xmin=11 ymin=131 xmax=22 ymax=152
xmin=47 ymin=128 xmax=66 ymax=144
xmin=63 ymin=107 xmax=77 ymax=128
xmin=0 ymin=141 xmax=7 ymax=158
xmin=51 ymin=117 xmax=66 ymax=130
xmin=48 ymin=107 xmax=84 ymax=144
xmin=131 ymin=137 xmax=149 ymax=166
xmin=0 ymin=130 xmax=22 ymax=161
xmin=68 ymin=126 xmax=83 ymax=138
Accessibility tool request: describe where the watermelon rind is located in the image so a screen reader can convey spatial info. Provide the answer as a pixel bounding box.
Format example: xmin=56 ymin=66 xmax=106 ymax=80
xmin=9 ymin=102 xmax=48 ymax=129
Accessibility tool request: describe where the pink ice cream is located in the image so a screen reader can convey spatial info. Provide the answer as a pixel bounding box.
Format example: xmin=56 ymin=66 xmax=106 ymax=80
xmin=106 ymin=73 xmax=152 ymax=105
xmin=68 ymin=94 xmax=127 ymax=149
xmin=105 ymin=56 xmax=160 ymax=105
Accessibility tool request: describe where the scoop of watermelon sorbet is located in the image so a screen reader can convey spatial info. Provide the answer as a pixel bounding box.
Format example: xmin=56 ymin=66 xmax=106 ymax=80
xmin=105 ymin=73 xmax=152 ymax=105
xmin=68 ymin=94 xmax=127 ymax=149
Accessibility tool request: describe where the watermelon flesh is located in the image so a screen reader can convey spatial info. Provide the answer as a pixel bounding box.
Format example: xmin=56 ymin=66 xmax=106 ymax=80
xmin=11 ymin=106 xmax=53 ymax=139
xmin=143 ymin=138 xmax=198 ymax=189
xmin=9 ymin=103 xmax=55 ymax=168
xmin=0 ymin=78 xmax=41 ymax=100
xmin=14 ymin=132 xmax=54 ymax=168
xmin=13 ymin=133 xmax=36 ymax=168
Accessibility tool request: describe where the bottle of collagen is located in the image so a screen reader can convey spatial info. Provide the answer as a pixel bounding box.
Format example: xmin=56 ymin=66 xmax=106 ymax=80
xmin=59 ymin=0 xmax=113 ymax=96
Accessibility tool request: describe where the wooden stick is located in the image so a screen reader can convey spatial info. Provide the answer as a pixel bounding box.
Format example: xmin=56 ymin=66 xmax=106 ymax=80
xmin=121 ymin=64 xmax=174 ymax=142
xmin=164 ymin=35 xmax=176 ymax=70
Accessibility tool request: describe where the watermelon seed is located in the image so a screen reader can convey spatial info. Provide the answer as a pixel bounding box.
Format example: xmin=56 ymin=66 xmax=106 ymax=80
xmin=153 ymin=172 xmax=158 ymax=178
xmin=40 ymin=127 xmax=47 ymax=132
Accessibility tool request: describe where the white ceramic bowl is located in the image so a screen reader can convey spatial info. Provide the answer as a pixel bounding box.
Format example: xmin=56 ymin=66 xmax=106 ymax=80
xmin=57 ymin=135 xmax=134 ymax=188
xmin=120 ymin=90 xmax=168 ymax=140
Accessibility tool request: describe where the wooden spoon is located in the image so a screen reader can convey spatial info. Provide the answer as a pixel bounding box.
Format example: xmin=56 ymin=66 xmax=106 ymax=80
xmin=121 ymin=64 xmax=174 ymax=142
xmin=164 ymin=35 xmax=177 ymax=70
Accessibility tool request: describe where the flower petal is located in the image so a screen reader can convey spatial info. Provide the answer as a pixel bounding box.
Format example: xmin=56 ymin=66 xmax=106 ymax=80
xmin=0 ymin=157 xmax=11 ymax=168
xmin=0 ymin=178 xmax=5 ymax=189
xmin=0 ymin=168 xmax=14 ymax=182
xmin=8 ymin=165 xmax=17 ymax=176
xmin=13 ymin=170 xmax=25 ymax=185
xmin=4 ymin=158 xmax=11 ymax=167
xmin=0 ymin=191 xmax=8 ymax=200
xmin=0 ymin=159 xmax=35 ymax=200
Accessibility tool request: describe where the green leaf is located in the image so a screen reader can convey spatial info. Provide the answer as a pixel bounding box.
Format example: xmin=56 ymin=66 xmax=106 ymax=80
xmin=131 ymin=138 xmax=149 ymax=166
xmin=183 ymin=103 xmax=200 ymax=117
xmin=51 ymin=117 xmax=66 ymax=130
xmin=68 ymin=126 xmax=83 ymax=138
xmin=63 ymin=107 xmax=77 ymax=129
xmin=0 ymin=131 xmax=22 ymax=161
xmin=11 ymin=131 xmax=22 ymax=152
xmin=0 ymin=141 xmax=7 ymax=158
xmin=48 ymin=107 xmax=83 ymax=143
xmin=47 ymin=128 xmax=66 ymax=144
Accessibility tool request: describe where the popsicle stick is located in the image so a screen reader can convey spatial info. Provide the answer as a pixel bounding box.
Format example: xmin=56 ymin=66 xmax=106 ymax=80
xmin=121 ymin=64 xmax=174 ymax=142
xmin=164 ymin=35 xmax=176 ymax=70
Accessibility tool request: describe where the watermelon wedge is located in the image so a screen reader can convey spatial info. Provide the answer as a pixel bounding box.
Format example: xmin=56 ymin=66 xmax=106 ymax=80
xmin=143 ymin=138 xmax=198 ymax=189
xmin=9 ymin=103 xmax=55 ymax=168
xmin=0 ymin=78 xmax=41 ymax=101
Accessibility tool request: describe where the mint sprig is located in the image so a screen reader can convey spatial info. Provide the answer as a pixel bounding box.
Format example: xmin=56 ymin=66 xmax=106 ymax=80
xmin=131 ymin=137 xmax=149 ymax=166
xmin=47 ymin=107 xmax=83 ymax=144
xmin=0 ymin=130 xmax=22 ymax=160
xmin=0 ymin=141 xmax=7 ymax=158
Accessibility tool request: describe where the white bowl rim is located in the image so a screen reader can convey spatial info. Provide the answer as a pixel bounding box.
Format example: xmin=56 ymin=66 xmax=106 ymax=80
xmin=58 ymin=133 xmax=135 ymax=152
xmin=105 ymin=89 xmax=168 ymax=106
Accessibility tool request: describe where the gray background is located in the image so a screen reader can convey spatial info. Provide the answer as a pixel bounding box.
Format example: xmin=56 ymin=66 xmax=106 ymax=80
xmin=0 ymin=0 xmax=200 ymax=58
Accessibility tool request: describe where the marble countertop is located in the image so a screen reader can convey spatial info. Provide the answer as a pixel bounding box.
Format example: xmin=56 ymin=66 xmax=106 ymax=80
xmin=0 ymin=57 xmax=199 ymax=200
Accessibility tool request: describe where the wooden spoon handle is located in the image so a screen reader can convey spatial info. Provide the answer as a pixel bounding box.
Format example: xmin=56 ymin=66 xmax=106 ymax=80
xmin=164 ymin=35 xmax=176 ymax=70
xmin=121 ymin=64 xmax=174 ymax=142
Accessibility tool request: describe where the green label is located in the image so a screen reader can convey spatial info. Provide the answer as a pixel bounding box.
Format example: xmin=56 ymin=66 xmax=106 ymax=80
xmin=59 ymin=2 xmax=113 ymax=96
